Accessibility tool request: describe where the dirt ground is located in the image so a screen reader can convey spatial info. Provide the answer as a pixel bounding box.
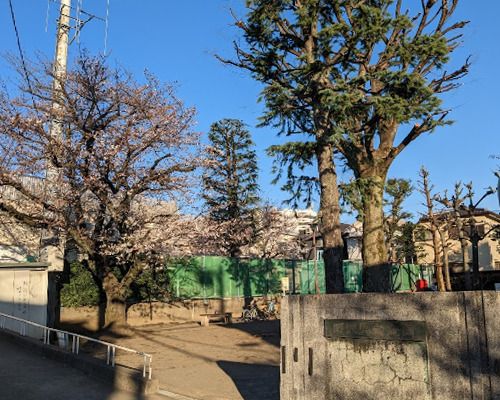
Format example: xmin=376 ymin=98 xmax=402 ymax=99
xmin=61 ymin=309 xmax=280 ymax=400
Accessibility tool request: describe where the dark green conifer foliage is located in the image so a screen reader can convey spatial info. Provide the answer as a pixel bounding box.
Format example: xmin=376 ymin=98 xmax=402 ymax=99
xmin=221 ymin=0 xmax=469 ymax=291
xmin=203 ymin=119 xmax=260 ymax=257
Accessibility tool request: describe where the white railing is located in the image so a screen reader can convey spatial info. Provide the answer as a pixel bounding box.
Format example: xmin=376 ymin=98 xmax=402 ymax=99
xmin=0 ymin=312 xmax=152 ymax=379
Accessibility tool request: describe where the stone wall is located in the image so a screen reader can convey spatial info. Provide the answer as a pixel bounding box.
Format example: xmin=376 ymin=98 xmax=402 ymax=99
xmin=61 ymin=296 xmax=278 ymax=328
xmin=127 ymin=297 xmax=249 ymax=325
xmin=280 ymin=292 xmax=499 ymax=400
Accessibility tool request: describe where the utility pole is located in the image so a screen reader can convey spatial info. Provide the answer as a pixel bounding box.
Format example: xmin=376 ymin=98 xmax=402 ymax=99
xmin=43 ymin=0 xmax=71 ymax=269
xmin=54 ymin=0 xmax=71 ymax=85
xmin=47 ymin=0 xmax=71 ymax=179
xmin=44 ymin=0 xmax=71 ymax=330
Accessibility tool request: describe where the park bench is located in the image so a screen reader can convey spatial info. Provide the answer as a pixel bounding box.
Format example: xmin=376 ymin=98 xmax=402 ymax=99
xmin=199 ymin=312 xmax=233 ymax=327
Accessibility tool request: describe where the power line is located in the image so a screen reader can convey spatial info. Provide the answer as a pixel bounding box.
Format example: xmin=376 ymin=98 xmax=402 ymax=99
xmin=8 ymin=0 xmax=37 ymax=110
xmin=75 ymin=0 xmax=82 ymax=43
xmin=104 ymin=0 xmax=110 ymax=55
xmin=45 ymin=0 xmax=54 ymax=33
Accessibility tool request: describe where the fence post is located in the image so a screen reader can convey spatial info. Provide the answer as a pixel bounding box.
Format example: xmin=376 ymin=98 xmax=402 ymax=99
xmin=202 ymin=255 xmax=207 ymax=302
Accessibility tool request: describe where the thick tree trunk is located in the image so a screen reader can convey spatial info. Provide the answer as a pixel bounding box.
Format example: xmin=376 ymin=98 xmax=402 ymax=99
xmin=104 ymin=294 xmax=127 ymax=327
xmin=316 ymin=142 xmax=344 ymax=293
xmin=361 ymin=174 xmax=391 ymax=292
xmin=97 ymin=288 xmax=107 ymax=330
xmin=102 ymin=273 xmax=127 ymax=328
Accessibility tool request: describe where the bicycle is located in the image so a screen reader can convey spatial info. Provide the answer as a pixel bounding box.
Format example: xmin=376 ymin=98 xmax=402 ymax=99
xmin=241 ymin=304 xmax=259 ymax=322
xmin=241 ymin=299 xmax=279 ymax=321
xmin=261 ymin=300 xmax=279 ymax=320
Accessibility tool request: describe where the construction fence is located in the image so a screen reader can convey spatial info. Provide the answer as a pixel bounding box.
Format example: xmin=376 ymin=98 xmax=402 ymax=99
xmin=168 ymin=256 xmax=435 ymax=299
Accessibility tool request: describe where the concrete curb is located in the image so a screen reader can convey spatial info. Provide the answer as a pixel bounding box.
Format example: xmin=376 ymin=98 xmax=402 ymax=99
xmin=0 ymin=329 xmax=159 ymax=395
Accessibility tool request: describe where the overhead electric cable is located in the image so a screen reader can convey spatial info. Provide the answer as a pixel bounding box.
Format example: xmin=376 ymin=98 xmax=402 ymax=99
xmin=75 ymin=0 xmax=82 ymax=43
xmin=104 ymin=0 xmax=110 ymax=55
xmin=8 ymin=0 xmax=37 ymax=110
xmin=45 ymin=0 xmax=51 ymax=32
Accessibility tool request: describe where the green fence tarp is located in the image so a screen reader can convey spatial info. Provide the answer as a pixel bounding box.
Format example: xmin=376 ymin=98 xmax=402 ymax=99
xmin=297 ymin=260 xmax=434 ymax=294
xmin=168 ymin=256 xmax=436 ymax=299
xmin=170 ymin=256 xmax=290 ymax=298
xmin=298 ymin=260 xmax=326 ymax=294
xmin=391 ymin=264 xmax=434 ymax=292
xmin=343 ymin=261 xmax=363 ymax=293
xmin=298 ymin=260 xmax=362 ymax=294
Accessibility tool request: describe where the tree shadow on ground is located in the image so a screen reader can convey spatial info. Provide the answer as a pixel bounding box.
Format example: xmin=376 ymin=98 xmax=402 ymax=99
xmin=216 ymin=320 xmax=280 ymax=399
xmin=55 ymin=319 xmax=137 ymax=370
xmin=222 ymin=319 xmax=280 ymax=347
xmin=126 ymin=322 xmax=281 ymax=399
xmin=0 ymin=324 xmax=149 ymax=400
xmin=217 ymin=360 xmax=279 ymax=400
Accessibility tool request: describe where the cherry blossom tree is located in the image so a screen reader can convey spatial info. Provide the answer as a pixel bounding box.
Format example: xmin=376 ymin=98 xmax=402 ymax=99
xmin=246 ymin=205 xmax=302 ymax=260
xmin=0 ymin=56 xmax=201 ymax=327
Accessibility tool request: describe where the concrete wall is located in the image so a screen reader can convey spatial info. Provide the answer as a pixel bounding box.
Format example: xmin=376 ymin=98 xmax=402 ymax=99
xmin=127 ymin=297 xmax=250 ymax=325
xmin=0 ymin=264 xmax=49 ymax=339
xmin=280 ymin=292 xmax=499 ymax=400
xmin=61 ymin=296 xmax=279 ymax=328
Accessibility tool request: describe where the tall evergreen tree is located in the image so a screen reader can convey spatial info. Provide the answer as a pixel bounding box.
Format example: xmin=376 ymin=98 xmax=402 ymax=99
xmin=221 ymin=0 xmax=469 ymax=291
xmin=203 ymin=119 xmax=260 ymax=257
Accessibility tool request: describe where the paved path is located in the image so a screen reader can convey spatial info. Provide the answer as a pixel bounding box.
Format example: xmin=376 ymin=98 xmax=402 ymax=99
xmin=0 ymin=337 xmax=172 ymax=400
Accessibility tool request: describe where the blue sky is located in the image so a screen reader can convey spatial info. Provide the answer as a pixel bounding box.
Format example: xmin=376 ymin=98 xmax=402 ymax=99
xmin=1 ymin=0 xmax=499 ymax=220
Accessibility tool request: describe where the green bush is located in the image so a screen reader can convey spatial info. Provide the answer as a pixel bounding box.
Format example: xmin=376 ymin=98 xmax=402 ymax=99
xmin=60 ymin=262 xmax=100 ymax=307
xmin=61 ymin=260 xmax=177 ymax=307
xmin=129 ymin=264 xmax=172 ymax=303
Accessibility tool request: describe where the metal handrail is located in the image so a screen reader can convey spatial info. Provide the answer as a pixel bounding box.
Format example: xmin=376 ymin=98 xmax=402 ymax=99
xmin=0 ymin=312 xmax=152 ymax=379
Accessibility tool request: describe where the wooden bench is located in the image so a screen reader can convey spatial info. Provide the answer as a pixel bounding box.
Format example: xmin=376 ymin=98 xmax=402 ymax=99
xmin=199 ymin=312 xmax=233 ymax=327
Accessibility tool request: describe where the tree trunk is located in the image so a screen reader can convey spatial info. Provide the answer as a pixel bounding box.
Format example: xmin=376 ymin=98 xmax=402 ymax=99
xmin=431 ymin=229 xmax=446 ymax=292
xmin=105 ymin=294 xmax=127 ymax=327
xmin=420 ymin=168 xmax=446 ymax=292
xmin=455 ymin=215 xmax=471 ymax=290
xmin=438 ymin=228 xmax=452 ymax=291
xmin=316 ymin=142 xmax=344 ymax=293
xmin=361 ymin=174 xmax=391 ymax=292
xmin=102 ymin=273 xmax=127 ymax=328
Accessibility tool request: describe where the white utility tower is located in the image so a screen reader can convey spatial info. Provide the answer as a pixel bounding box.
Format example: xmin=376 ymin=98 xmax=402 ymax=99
xmin=47 ymin=0 xmax=71 ymax=180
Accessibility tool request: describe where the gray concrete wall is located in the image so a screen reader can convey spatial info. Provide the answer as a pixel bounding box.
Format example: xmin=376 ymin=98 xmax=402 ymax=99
xmin=127 ymin=298 xmax=250 ymax=324
xmin=280 ymin=292 xmax=499 ymax=400
xmin=0 ymin=264 xmax=49 ymax=338
xmin=61 ymin=296 xmax=280 ymax=327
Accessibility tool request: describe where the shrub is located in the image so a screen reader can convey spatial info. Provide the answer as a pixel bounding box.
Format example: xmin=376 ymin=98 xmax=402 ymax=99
xmin=60 ymin=262 xmax=100 ymax=307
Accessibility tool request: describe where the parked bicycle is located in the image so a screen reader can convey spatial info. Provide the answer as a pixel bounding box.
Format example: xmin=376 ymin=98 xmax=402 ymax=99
xmin=241 ymin=298 xmax=279 ymax=321
xmin=241 ymin=300 xmax=261 ymax=321
xmin=261 ymin=299 xmax=279 ymax=320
